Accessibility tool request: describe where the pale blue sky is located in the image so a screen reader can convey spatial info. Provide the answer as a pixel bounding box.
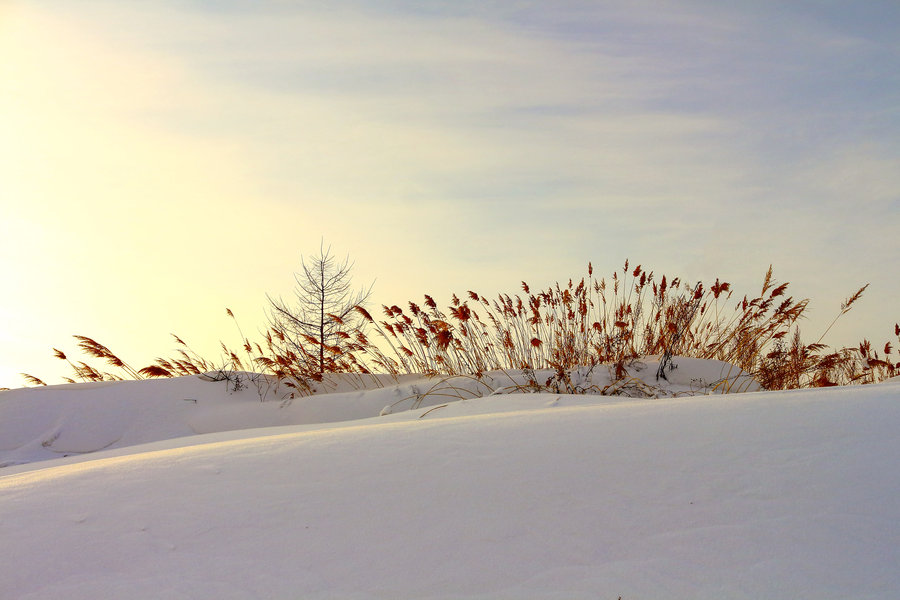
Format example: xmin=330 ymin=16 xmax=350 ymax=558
xmin=1 ymin=0 xmax=898 ymax=386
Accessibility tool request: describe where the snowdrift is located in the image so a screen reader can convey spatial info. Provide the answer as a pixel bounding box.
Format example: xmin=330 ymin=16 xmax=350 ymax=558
xmin=1 ymin=359 xmax=898 ymax=599
xmin=0 ymin=357 xmax=756 ymax=470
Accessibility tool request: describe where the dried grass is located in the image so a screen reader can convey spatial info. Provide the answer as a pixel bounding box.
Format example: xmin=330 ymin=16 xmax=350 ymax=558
xmin=342 ymin=261 xmax=896 ymax=390
xmin=21 ymin=262 xmax=898 ymax=395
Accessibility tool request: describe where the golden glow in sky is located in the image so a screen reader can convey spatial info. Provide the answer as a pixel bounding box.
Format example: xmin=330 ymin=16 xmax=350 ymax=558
xmin=0 ymin=6 xmax=280 ymax=383
xmin=1 ymin=1 xmax=898 ymax=387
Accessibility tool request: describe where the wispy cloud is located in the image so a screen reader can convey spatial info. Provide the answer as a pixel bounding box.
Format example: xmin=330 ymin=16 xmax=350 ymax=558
xmin=1 ymin=0 xmax=898 ymax=384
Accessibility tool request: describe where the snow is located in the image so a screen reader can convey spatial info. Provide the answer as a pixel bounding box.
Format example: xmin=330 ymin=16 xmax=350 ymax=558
xmin=1 ymin=358 xmax=899 ymax=599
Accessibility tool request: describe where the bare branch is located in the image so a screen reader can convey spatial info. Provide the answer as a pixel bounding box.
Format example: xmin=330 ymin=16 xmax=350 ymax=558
xmin=267 ymin=241 xmax=374 ymax=374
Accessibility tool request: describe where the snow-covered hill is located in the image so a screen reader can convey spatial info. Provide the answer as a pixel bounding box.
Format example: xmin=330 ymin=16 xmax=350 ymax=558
xmin=1 ymin=359 xmax=898 ymax=599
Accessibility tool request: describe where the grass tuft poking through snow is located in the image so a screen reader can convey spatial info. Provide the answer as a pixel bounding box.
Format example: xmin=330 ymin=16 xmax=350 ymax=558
xmin=20 ymin=262 xmax=898 ymax=395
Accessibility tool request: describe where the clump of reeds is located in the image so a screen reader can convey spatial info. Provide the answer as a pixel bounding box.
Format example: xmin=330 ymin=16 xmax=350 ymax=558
xmin=338 ymin=261 xmax=897 ymax=390
xmin=20 ymin=337 xmax=144 ymax=385
xmin=20 ymin=334 xmax=217 ymax=385
xmin=19 ymin=262 xmax=898 ymax=394
xmin=19 ymin=310 xmax=289 ymax=395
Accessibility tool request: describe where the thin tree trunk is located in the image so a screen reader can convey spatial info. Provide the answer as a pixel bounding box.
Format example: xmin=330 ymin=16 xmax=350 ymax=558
xmin=319 ymin=263 xmax=326 ymax=374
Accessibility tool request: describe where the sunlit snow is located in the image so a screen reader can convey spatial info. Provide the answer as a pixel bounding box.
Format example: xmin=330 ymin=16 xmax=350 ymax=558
xmin=1 ymin=358 xmax=898 ymax=599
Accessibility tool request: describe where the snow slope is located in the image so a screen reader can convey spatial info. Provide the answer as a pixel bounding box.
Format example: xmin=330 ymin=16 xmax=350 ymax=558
xmin=0 ymin=357 xmax=756 ymax=470
xmin=1 ymin=360 xmax=898 ymax=599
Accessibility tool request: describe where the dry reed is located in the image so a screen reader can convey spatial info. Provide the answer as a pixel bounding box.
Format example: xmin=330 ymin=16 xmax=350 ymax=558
xmin=20 ymin=262 xmax=898 ymax=394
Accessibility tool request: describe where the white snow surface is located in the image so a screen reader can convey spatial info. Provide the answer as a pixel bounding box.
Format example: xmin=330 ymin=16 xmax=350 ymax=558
xmin=1 ymin=358 xmax=899 ymax=599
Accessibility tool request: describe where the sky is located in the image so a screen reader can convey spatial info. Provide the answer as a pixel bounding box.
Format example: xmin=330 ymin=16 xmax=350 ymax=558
xmin=1 ymin=0 xmax=898 ymax=387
